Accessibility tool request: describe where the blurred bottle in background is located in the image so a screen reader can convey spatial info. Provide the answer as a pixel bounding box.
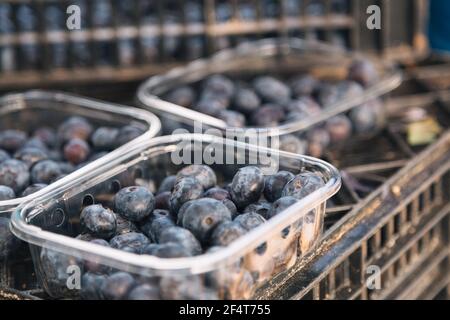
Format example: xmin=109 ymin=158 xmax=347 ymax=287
xmin=428 ymin=0 xmax=450 ymax=54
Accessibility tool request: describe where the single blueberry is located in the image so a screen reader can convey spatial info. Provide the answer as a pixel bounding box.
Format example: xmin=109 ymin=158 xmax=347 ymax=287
xmin=0 ymin=185 xmax=15 ymax=200
xmin=210 ymin=221 xmax=247 ymax=247
xmin=142 ymin=242 xmax=191 ymax=258
xmin=109 ymin=232 xmax=150 ymax=254
xmin=266 ymin=196 xmax=298 ymax=219
xmin=114 ymin=186 xmax=155 ymax=222
xmin=0 ymin=149 xmax=10 ymax=163
xmin=157 ymin=175 xmax=176 ymax=194
xmin=80 ymin=272 xmax=107 ymax=300
xmin=243 ymin=200 xmax=272 ymax=220
xmin=63 ymin=138 xmax=90 ymax=165
xmin=253 ymin=76 xmax=291 ymax=105
xmin=115 ymin=125 xmax=145 ymax=147
xmin=169 ymin=177 xmax=204 ymax=214
xmin=140 ymin=210 xmax=175 ymax=243
xmin=165 ymin=86 xmax=196 ymax=108
xmin=80 ymin=204 xmax=117 ymax=239
xmin=0 ymin=130 xmax=27 ymax=152
xmin=101 ymin=272 xmax=136 ymax=300
xmin=230 ymin=166 xmax=265 ymax=209
xmin=127 ymin=284 xmax=160 ymax=300
xmin=21 ymin=183 xmax=47 ymax=197
xmin=158 ymin=226 xmax=202 ymax=256
xmin=57 ymin=116 xmax=93 ymax=143
xmin=264 ymin=171 xmax=295 ymax=202
xmin=14 ymin=147 xmax=48 ymax=167
xmin=33 ymin=127 xmax=57 ymax=148
xmin=176 ymin=165 xmax=217 ymax=190
xmin=282 ymin=172 xmax=325 ymax=200
xmin=181 ymin=198 xmax=232 ymax=244
xmin=0 ymin=159 xmax=30 ymax=193
xmin=232 ymin=87 xmax=261 ymax=114
xmin=31 ymin=160 xmax=62 ymax=185
xmin=91 ymin=127 xmax=119 ymax=151
xmin=234 ymin=212 xmax=266 ymax=231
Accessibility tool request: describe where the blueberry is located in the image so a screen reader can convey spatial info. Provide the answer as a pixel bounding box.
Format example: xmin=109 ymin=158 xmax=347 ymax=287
xmin=57 ymin=116 xmax=93 ymax=143
xmin=176 ymin=165 xmax=217 ymax=190
xmin=203 ymin=187 xmax=230 ymax=201
xmin=253 ymin=76 xmax=291 ymax=104
xmin=349 ymin=99 xmax=384 ymax=134
xmin=234 ymin=212 xmax=266 ymax=231
xmin=230 ymin=166 xmax=265 ymax=209
xmin=158 ymin=175 xmax=176 ymax=194
xmin=91 ymin=127 xmax=119 ymax=151
xmin=101 ymin=272 xmax=136 ymax=300
xmin=127 ymin=284 xmax=160 ymax=300
xmin=142 ymin=242 xmax=191 ymax=258
xmin=57 ymin=162 xmax=75 ymax=175
xmin=0 ymin=130 xmax=27 ymax=152
xmin=284 ymin=97 xmax=321 ymax=117
xmin=84 ymin=239 xmax=110 ymax=274
xmin=64 ymin=138 xmax=90 ymax=165
xmin=348 ymin=58 xmax=378 ymax=87
xmin=140 ymin=211 xmax=175 ymax=242
xmin=337 ymin=80 xmax=365 ymax=100
xmin=116 ymin=125 xmax=145 ymax=147
xmin=290 ymin=75 xmax=319 ymax=98
xmin=158 ymin=226 xmax=202 ymax=255
xmin=170 ymin=177 xmax=204 ymax=214
xmin=0 ymin=185 xmax=15 ymax=200
xmin=232 ymin=87 xmax=261 ymax=114
xmin=316 ymin=83 xmax=341 ymax=108
xmin=21 ymin=183 xmax=47 ymax=197
xmin=282 ymin=172 xmax=325 ymax=199
xmin=40 ymin=248 xmax=82 ymax=293
xmin=0 ymin=149 xmax=10 ymax=163
xmin=326 ymin=115 xmax=353 ymax=143
xmin=243 ymin=200 xmax=272 ymax=219
xmin=31 ymin=160 xmax=62 ymax=184
xmin=109 ymin=232 xmax=150 ymax=254
xmin=114 ymin=213 xmax=139 ymax=235
xmin=264 ymin=171 xmax=295 ymax=202
xmin=155 ymin=191 xmax=171 ymax=210
xmin=14 ymin=147 xmax=48 ymax=167
xmin=0 ymin=159 xmax=30 ymax=193
xmin=279 ymin=134 xmax=307 ymax=155
xmin=250 ymin=105 xmax=285 ymax=127
xmin=210 ymin=221 xmax=247 ymax=246
xmin=267 ymin=196 xmax=298 ymax=219
xmin=81 ymin=273 xmax=107 ymax=300
xmin=160 ymin=275 xmax=215 ymax=300
xmin=80 ymin=204 xmax=117 ymax=239
xmin=217 ymin=110 xmax=246 ymax=128
xmin=181 ymin=198 xmax=232 ymax=243
xmin=0 ymin=217 xmax=21 ymax=259
xmin=204 ymin=75 xmax=234 ymax=98
xmin=76 ymin=233 xmax=97 ymax=242
xmin=195 ymin=98 xmax=226 ymax=116
xmin=306 ymin=127 xmax=331 ymax=158
xmin=114 ymin=186 xmax=155 ymax=222
xmin=33 ymin=127 xmax=56 ymax=148
xmin=222 ymin=199 xmax=238 ymax=218
xmin=22 ymin=138 xmax=49 ymax=152
xmin=203 ymin=187 xmax=237 ymax=217
xmin=165 ymin=86 xmax=196 ymax=108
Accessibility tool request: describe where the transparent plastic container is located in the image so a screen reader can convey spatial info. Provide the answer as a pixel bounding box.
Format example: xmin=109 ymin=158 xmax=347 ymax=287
xmin=11 ymin=134 xmax=341 ymax=300
xmin=137 ymin=38 xmax=402 ymax=135
xmin=0 ymin=90 xmax=161 ymax=216
xmin=0 ymin=90 xmax=160 ymax=266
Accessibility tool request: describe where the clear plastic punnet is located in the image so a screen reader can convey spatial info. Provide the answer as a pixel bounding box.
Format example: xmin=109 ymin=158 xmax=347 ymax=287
xmin=137 ymin=38 xmax=402 ymax=136
xmin=0 ymin=90 xmax=161 ymax=216
xmin=11 ymin=134 xmax=341 ymax=300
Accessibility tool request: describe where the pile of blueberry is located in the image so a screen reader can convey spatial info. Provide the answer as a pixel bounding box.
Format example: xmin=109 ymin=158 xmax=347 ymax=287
xmin=0 ymin=116 xmax=144 ymax=201
xmin=45 ymin=164 xmax=324 ymax=299
xmin=164 ymin=58 xmax=383 ymax=158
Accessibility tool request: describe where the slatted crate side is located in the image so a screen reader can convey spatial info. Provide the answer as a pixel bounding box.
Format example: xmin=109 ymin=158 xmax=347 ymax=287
xmin=0 ymin=0 xmax=428 ymax=88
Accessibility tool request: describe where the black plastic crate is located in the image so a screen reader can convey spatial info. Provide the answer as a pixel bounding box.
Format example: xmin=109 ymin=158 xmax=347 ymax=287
xmin=0 ymin=0 xmax=428 ymax=89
